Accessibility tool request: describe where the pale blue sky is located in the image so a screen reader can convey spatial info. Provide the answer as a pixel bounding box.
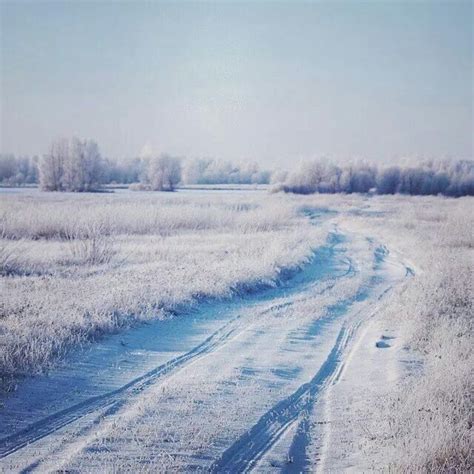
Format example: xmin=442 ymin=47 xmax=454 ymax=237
xmin=1 ymin=1 xmax=472 ymax=165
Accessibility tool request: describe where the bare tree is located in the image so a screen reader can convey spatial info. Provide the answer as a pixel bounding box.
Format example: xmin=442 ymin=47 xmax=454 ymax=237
xmin=63 ymin=138 xmax=85 ymax=191
xmin=82 ymin=140 xmax=103 ymax=191
xmin=39 ymin=138 xmax=68 ymax=191
xmin=40 ymin=138 xmax=104 ymax=192
xmin=146 ymin=155 xmax=181 ymax=191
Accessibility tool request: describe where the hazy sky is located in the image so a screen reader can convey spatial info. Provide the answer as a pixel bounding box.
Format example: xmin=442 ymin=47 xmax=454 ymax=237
xmin=1 ymin=1 xmax=472 ymax=166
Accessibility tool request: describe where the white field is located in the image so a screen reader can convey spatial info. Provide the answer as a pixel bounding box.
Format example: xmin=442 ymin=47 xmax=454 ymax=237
xmin=0 ymin=189 xmax=472 ymax=472
xmin=0 ymin=190 xmax=327 ymax=381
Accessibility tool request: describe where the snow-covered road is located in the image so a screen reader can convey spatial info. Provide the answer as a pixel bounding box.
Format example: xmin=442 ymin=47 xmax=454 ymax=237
xmin=0 ymin=213 xmax=412 ymax=472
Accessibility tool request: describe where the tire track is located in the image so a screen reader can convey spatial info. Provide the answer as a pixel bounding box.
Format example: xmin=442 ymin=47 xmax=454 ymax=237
xmin=210 ymin=322 xmax=356 ymax=474
xmin=210 ymin=243 xmax=404 ymax=474
xmin=0 ymin=230 xmax=353 ymax=463
xmin=0 ymin=317 xmax=241 ymax=459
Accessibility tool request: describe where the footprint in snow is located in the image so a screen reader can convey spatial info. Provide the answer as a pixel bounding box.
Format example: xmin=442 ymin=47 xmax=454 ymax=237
xmin=376 ymin=335 xmax=395 ymax=348
xmin=376 ymin=340 xmax=391 ymax=348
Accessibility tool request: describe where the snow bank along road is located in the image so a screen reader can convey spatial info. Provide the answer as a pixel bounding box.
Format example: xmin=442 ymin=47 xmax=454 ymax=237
xmin=0 ymin=210 xmax=412 ymax=472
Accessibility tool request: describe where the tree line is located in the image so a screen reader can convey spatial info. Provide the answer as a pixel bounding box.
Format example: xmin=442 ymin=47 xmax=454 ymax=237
xmin=0 ymin=138 xmax=272 ymax=191
xmin=1 ymin=137 xmax=473 ymax=196
xmin=276 ymin=160 xmax=474 ymax=197
xmin=0 ymin=154 xmax=39 ymax=186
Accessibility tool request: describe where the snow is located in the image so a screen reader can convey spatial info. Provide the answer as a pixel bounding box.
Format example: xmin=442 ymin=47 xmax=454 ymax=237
xmin=1 ymin=191 xmax=471 ymax=472
xmin=0 ymin=203 xmax=410 ymax=472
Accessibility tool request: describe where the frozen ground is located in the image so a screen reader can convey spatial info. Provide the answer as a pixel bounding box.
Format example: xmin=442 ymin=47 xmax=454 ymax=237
xmin=0 ymin=191 xmax=472 ymax=472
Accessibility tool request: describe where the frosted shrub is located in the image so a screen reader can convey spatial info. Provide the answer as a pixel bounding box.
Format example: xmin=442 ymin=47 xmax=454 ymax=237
xmin=0 ymin=239 xmax=26 ymax=276
xmin=0 ymin=218 xmax=27 ymax=275
xmin=143 ymin=155 xmax=181 ymax=191
xmin=66 ymin=221 xmax=115 ymax=265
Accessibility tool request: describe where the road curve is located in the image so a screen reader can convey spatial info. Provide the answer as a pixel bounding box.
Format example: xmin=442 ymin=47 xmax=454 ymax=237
xmin=0 ymin=214 xmax=410 ymax=473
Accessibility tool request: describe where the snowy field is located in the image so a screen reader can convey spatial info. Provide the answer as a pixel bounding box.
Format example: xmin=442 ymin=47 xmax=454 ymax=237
xmin=0 ymin=189 xmax=472 ymax=472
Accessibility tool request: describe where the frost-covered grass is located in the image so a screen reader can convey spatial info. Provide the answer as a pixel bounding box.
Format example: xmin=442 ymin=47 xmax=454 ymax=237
xmin=305 ymin=194 xmax=473 ymax=472
xmin=363 ymin=197 xmax=473 ymax=472
xmin=1 ymin=190 xmax=471 ymax=471
xmin=0 ymin=190 xmax=325 ymax=389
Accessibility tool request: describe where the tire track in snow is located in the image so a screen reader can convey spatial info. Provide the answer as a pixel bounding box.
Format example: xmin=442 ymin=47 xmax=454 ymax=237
xmin=283 ymin=286 xmax=394 ymax=474
xmin=0 ymin=317 xmax=241 ymax=459
xmin=210 ymin=321 xmax=356 ymax=474
xmin=0 ymin=230 xmax=353 ymax=464
xmin=210 ymin=244 xmax=402 ymax=474
xmin=16 ymin=275 xmax=351 ymax=474
xmin=209 ymin=288 xmax=375 ymax=474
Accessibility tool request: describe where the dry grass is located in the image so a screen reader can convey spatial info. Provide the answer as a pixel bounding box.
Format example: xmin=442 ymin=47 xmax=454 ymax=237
xmin=1 ymin=190 xmax=471 ymax=472
xmin=309 ymin=194 xmax=473 ymax=472
xmin=0 ymin=190 xmax=325 ymax=387
xmin=65 ymin=221 xmax=116 ymax=265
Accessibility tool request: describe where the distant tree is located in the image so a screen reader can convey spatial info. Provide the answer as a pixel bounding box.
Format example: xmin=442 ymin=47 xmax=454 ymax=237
xmin=39 ymin=139 xmax=68 ymax=191
xmin=103 ymin=157 xmax=143 ymax=184
xmin=251 ymin=169 xmax=271 ymax=184
xmin=321 ymin=164 xmax=342 ymax=193
xmin=28 ymin=156 xmax=40 ymax=184
xmin=339 ymin=166 xmax=354 ymax=193
xmin=62 ymin=138 xmax=82 ymax=191
xmin=181 ymin=158 xmax=208 ymax=184
xmin=0 ymin=154 xmax=17 ymax=183
xmin=78 ymin=139 xmax=103 ymax=191
xmin=181 ymin=158 xmax=271 ymax=185
xmin=39 ymin=138 xmax=104 ymax=192
xmin=399 ymin=168 xmax=424 ymax=195
xmin=376 ymin=167 xmax=401 ymax=194
xmin=0 ymin=154 xmax=38 ymax=186
xmin=279 ymin=159 xmax=474 ymax=197
xmin=431 ymin=172 xmax=450 ymax=195
xmin=350 ymin=166 xmax=376 ymax=193
xmin=146 ymin=155 xmax=182 ymax=191
xmin=270 ymin=169 xmax=288 ymax=185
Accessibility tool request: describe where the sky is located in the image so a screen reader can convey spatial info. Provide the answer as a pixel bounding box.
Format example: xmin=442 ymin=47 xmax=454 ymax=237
xmin=1 ymin=1 xmax=472 ymax=166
